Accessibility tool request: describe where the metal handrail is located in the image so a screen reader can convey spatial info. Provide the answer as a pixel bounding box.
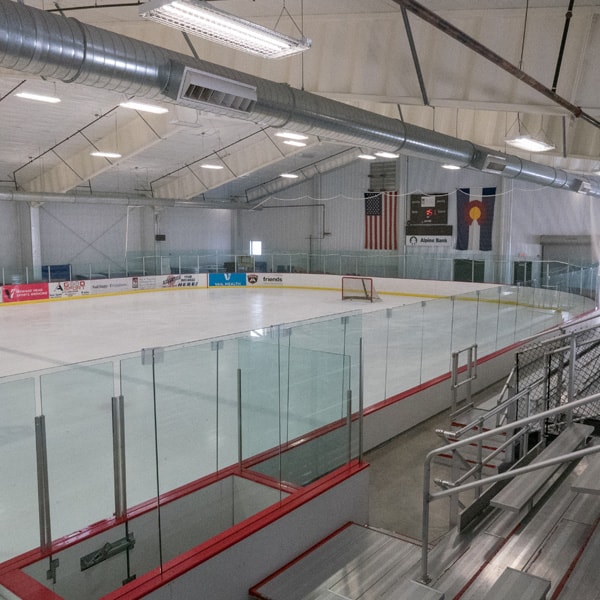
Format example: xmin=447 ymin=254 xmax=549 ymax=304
xmin=420 ymin=391 xmax=600 ymax=584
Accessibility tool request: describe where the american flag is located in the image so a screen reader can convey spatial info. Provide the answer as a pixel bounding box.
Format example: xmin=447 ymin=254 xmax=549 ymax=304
xmin=364 ymin=191 xmax=398 ymax=250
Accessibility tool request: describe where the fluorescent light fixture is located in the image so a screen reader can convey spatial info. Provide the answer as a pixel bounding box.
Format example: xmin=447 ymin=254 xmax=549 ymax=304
xmin=283 ymin=140 xmax=306 ymax=147
xmin=442 ymin=164 xmax=461 ymax=170
xmin=90 ymin=151 xmax=122 ymax=159
xmin=15 ymin=92 xmax=61 ymax=104
xmin=120 ymin=100 xmax=169 ymax=114
xmin=280 ymin=173 xmax=299 ymax=179
xmin=375 ymin=151 xmax=399 ymax=159
xmin=275 ymin=132 xmax=308 ymax=141
xmin=505 ymin=135 xmax=555 ymax=152
xmin=358 ymin=154 xmax=377 ymax=160
xmin=140 ymin=0 xmax=312 ymax=58
xmin=505 ymin=115 xmax=555 ymax=152
xmin=200 ymin=163 xmax=224 ymax=170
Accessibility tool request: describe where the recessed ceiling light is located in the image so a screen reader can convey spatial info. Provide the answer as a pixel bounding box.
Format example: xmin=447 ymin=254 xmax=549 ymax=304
xmin=375 ymin=151 xmax=399 ymax=159
xmin=90 ymin=151 xmax=122 ymax=159
xmin=120 ymin=101 xmax=169 ymax=114
xmin=15 ymin=92 xmax=61 ymax=104
xmin=200 ymin=164 xmax=224 ymax=170
xmin=358 ymin=154 xmax=377 ymax=160
xmin=280 ymin=173 xmax=299 ymax=179
xmin=275 ymin=132 xmax=309 ymax=141
xmin=442 ymin=164 xmax=461 ymax=170
xmin=283 ymin=140 xmax=307 ymax=147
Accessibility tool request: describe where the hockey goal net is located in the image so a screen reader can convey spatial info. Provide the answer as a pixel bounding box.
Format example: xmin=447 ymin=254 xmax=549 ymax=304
xmin=341 ymin=276 xmax=381 ymax=302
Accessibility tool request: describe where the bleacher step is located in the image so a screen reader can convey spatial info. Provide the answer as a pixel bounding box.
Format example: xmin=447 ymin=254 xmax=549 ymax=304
xmin=249 ymin=523 xmax=445 ymax=600
xmin=490 ymin=423 xmax=594 ymax=513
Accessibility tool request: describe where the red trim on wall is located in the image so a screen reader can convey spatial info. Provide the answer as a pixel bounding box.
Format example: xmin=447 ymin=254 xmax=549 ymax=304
xmin=0 ymin=316 xmax=581 ymax=599
xmin=0 ymin=461 xmax=367 ymax=600
xmin=101 ymin=461 xmax=367 ymax=600
xmin=0 ymin=463 xmax=244 ymax=578
xmin=0 ymin=567 xmax=62 ymax=600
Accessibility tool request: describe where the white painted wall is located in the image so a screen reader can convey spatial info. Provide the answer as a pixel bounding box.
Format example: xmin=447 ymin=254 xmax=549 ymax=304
xmin=158 ymin=206 xmax=233 ymax=252
xmin=0 ymin=201 xmax=23 ymax=272
xmin=3 ymin=156 xmax=600 ymax=276
xmin=39 ymin=202 xmax=136 ymax=273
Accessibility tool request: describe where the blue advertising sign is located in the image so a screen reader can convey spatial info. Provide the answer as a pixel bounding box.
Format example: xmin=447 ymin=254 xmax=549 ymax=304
xmin=209 ymin=273 xmax=247 ymax=287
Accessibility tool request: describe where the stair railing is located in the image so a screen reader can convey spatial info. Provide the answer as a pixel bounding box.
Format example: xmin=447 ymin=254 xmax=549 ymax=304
xmin=420 ymin=392 xmax=600 ymax=585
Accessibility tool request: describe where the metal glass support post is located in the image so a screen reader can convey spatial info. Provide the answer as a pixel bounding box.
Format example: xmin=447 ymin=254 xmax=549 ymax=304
xmin=358 ymin=338 xmax=364 ymax=463
xmin=211 ymin=340 xmax=223 ymax=473
xmin=112 ymin=395 xmax=127 ymax=519
xmin=346 ymin=389 xmax=352 ymax=463
xmin=237 ymin=368 xmax=243 ymax=467
xmin=35 ymin=415 xmax=52 ymax=552
xmin=420 ymin=455 xmax=432 ymax=584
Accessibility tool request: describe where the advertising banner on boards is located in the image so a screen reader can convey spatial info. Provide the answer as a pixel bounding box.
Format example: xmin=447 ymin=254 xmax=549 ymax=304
xmin=246 ymin=274 xmax=284 ymax=286
xmin=49 ymin=280 xmax=89 ymax=299
xmin=2 ymin=283 xmax=49 ymax=303
xmin=209 ymin=273 xmax=247 ymax=287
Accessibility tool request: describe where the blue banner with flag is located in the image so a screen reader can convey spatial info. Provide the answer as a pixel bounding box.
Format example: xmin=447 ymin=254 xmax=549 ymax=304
xmin=456 ymin=187 xmax=496 ymax=251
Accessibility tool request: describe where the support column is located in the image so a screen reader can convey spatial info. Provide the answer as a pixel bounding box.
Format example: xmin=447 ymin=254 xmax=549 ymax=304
xmin=30 ymin=202 xmax=43 ymax=281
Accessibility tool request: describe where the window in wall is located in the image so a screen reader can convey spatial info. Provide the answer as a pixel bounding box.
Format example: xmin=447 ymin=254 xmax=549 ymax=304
xmin=250 ymin=240 xmax=262 ymax=256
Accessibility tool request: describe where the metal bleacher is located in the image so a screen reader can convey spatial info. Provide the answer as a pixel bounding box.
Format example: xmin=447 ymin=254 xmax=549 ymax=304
xmin=249 ymin=317 xmax=600 ymax=600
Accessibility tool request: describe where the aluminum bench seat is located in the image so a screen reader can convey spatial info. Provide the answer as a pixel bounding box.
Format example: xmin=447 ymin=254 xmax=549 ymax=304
xmin=490 ymin=424 xmax=593 ymax=513
xmin=571 ymin=444 xmax=600 ymax=495
xmin=485 ymin=567 xmax=550 ymax=600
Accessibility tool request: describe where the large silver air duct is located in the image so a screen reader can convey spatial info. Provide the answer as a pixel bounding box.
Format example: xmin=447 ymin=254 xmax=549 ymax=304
xmin=0 ymin=0 xmax=598 ymax=198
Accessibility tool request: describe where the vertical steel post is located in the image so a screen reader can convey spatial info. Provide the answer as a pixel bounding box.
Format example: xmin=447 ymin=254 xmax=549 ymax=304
xmin=449 ymin=449 xmax=459 ymax=527
xmin=451 ymin=351 xmax=459 ymax=413
xmin=35 ymin=415 xmax=52 ymax=552
xmin=420 ymin=456 xmax=432 ymax=584
xmin=112 ymin=395 xmax=127 ymax=519
xmin=567 ymin=335 xmax=577 ymax=425
xmin=346 ymin=390 xmax=352 ymax=463
xmin=358 ymin=338 xmax=364 ymax=463
xmin=237 ymin=368 xmax=243 ymax=467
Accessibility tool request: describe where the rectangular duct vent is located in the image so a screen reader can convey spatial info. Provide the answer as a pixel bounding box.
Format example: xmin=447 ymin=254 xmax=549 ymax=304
xmin=481 ymin=153 xmax=508 ymax=173
xmin=177 ymin=68 xmax=257 ymax=113
xmin=368 ymin=161 xmax=396 ymax=192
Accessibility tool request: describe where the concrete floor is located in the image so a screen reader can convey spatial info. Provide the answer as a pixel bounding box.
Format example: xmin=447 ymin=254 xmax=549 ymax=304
xmin=365 ymin=381 xmax=507 ymax=543
xmin=366 ymin=408 xmax=454 ymax=542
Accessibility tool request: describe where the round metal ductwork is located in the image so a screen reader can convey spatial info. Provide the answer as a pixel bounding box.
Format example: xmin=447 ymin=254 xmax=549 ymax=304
xmin=0 ymin=0 xmax=598 ymax=197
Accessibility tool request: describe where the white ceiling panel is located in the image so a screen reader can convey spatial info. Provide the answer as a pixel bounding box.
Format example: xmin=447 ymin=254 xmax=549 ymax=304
xmin=0 ymin=0 xmax=599 ymax=202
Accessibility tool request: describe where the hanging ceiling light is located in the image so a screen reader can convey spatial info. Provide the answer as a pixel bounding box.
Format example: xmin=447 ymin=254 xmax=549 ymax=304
xmin=140 ymin=0 xmax=311 ymax=58
xmin=505 ymin=115 xmax=555 ymax=152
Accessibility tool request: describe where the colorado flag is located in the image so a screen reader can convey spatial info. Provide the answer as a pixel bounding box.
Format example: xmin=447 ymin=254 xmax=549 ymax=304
xmin=456 ymin=187 xmax=496 ymax=251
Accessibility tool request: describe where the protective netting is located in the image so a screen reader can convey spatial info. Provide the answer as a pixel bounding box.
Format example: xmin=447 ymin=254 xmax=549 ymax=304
xmin=515 ymin=323 xmax=600 ymax=424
